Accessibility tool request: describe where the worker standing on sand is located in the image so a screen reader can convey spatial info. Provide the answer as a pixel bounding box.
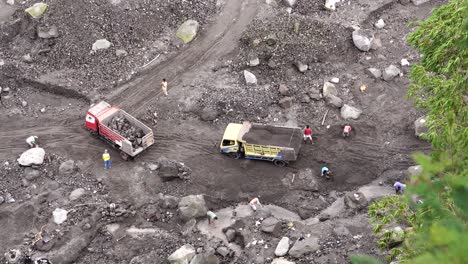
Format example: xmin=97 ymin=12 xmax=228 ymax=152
xmin=303 ymin=125 xmax=313 ymax=144
xmin=102 ymin=149 xmax=111 ymax=170
xmin=394 ymin=181 xmax=406 ymax=195
xmin=249 ymin=197 xmax=262 ymax=211
xmin=207 ymin=210 xmax=218 ymax=225
xmin=26 ymin=136 xmax=38 ymax=148
xmin=321 ymin=166 xmax=330 ymax=177
xmin=161 ymin=79 xmax=168 ymax=96
xmin=343 ymin=124 xmax=352 ymax=138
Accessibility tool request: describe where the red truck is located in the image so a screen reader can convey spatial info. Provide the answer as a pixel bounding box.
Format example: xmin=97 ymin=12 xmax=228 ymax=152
xmin=85 ymin=101 xmax=154 ymax=160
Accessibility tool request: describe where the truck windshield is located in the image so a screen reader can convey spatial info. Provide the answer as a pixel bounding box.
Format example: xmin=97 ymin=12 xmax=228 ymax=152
xmin=222 ymin=140 xmax=236 ymax=146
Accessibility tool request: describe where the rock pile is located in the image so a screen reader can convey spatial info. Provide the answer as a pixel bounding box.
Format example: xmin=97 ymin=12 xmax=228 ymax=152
xmin=108 ymin=115 xmax=145 ymax=149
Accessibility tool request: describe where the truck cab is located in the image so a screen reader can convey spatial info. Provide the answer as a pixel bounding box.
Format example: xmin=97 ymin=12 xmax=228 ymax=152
xmin=220 ymin=123 xmax=243 ymax=157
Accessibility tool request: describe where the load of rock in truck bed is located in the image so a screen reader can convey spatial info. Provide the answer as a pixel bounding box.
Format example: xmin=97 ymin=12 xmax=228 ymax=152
xmin=108 ymin=115 xmax=145 ymax=149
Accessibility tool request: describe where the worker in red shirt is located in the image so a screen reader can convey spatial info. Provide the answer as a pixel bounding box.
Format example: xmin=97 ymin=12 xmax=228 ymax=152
xmin=303 ymin=125 xmax=313 ymax=144
xmin=343 ymin=124 xmax=352 ymax=138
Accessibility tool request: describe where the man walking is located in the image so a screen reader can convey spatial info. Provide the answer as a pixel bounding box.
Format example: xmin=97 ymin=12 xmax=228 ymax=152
xmin=102 ymin=149 xmax=111 ymax=170
xmin=161 ymin=79 xmax=168 ymax=96
xmin=303 ymin=125 xmax=313 ymax=144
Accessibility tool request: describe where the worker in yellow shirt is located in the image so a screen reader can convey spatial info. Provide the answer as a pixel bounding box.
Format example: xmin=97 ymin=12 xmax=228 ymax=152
xmin=102 ymin=149 xmax=111 ymax=169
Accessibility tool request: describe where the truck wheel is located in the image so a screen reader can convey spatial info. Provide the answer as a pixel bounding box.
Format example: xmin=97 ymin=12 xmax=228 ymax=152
xmin=120 ymin=151 xmax=129 ymax=161
xmin=273 ymin=160 xmax=287 ymax=167
xmin=227 ymin=152 xmax=241 ymax=159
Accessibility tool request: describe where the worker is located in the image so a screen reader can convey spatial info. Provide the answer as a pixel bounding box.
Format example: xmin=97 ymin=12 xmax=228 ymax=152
xmin=0 ymin=86 xmax=4 ymax=106
xmin=207 ymin=210 xmax=218 ymax=225
xmin=394 ymin=181 xmax=406 ymax=195
xmin=102 ymin=149 xmax=111 ymax=170
xmin=321 ymin=166 xmax=330 ymax=178
xmin=161 ymin=78 xmax=168 ymax=96
xmin=343 ymin=124 xmax=352 ymax=138
xmin=26 ymin=136 xmax=38 ymax=147
xmin=249 ymin=197 xmax=262 ymax=211
xmin=303 ymin=125 xmax=313 ymax=144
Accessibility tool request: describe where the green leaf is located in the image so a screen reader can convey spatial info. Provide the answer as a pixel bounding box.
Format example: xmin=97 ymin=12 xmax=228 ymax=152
xmin=350 ymin=254 xmax=384 ymax=264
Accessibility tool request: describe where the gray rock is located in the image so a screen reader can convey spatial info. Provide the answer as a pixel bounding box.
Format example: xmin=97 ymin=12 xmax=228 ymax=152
xmin=344 ymin=192 xmax=368 ymax=210
xmin=176 ymin=20 xmax=199 ymax=43
xmin=399 ymin=0 xmax=411 ymax=4
xmin=190 ymin=253 xmax=219 ymax=264
xmin=255 ymin=206 xmax=272 ymax=218
xmin=412 ymin=0 xmax=430 ymax=5
xmin=325 ymin=95 xmax=343 ymax=108
xmin=92 ymin=39 xmax=112 ymax=51
xmin=322 ymin=81 xmax=337 ymax=97
xmin=300 ymin=94 xmax=311 ymax=104
xmin=383 ymin=65 xmax=401 ymax=81
xmin=297 ymin=168 xmax=318 ymax=191
xmin=371 ymin=38 xmax=382 ymax=50
xmin=22 ymin=101 xmax=28 ymax=107
xmin=69 ymin=188 xmax=85 ymax=201
xmin=389 ymin=226 xmax=405 ymax=247
xmin=52 ymin=208 xmax=68 ymax=224
xmin=0 ymin=196 xmax=4 ymax=204
xmin=278 ymin=97 xmax=294 ymax=109
xmin=244 ymin=70 xmax=257 ymax=85
xmin=261 ymin=217 xmax=281 ymax=236
xmin=333 ymin=225 xmax=351 ymax=236
xmin=374 ymin=19 xmax=385 ymax=29
xmin=158 ymin=193 xmax=179 ymax=209
xmin=200 ymin=107 xmax=218 ymax=121
xmin=283 ymin=0 xmax=297 ymax=7
xmin=178 ymin=195 xmax=208 ymax=221
xmin=182 ymin=219 xmax=197 ymax=236
xmin=249 ymin=57 xmax=260 ymax=67
xmin=168 ymin=244 xmax=196 ymax=264
xmin=225 ymin=229 xmax=236 ymax=242
xmin=37 ymin=25 xmax=58 ymax=39
xmin=366 ymin=68 xmax=382 ymax=79
xmin=23 ymin=54 xmax=33 ymax=63
xmin=295 ymin=61 xmax=308 ymax=73
xmin=309 ymin=93 xmax=321 ymax=101
xmin=274 ymin=237 xmax=290 ymax=257
xmin=130 ymin=251 xmax=164 ymax=264
xmin=24 ymin=167 xmax=40 ymax=180
xmin=289 ymin=236 xmax=319 ymax=257
xmin=406 ymin=165 xmax=423 ymax=177
xmin=278 ymin=84 xmax=289 ymax=95
xmin=5 ymin=193 xmax=15 ymax=203
xmin=116 ymin=49 xmax=128 ymax=57
xmin=324 ymin=0 xmax=339 ymax=11
xmin=59 ymin=160 xmax=74 ymax=175
xmin=341 ymin=104 xmax=362 ymax=120
xmin=157 ymin=157 xmax=179 ymax=179
xmin=414 ymin=116 xmax=428 ymax=137
xmin=216 ymin=247 xmax=229 ymax=257
xmin=18 ymin=147 xmax=45 ymax=166
xmin=352 ymin=29 xmax=375 ymax=52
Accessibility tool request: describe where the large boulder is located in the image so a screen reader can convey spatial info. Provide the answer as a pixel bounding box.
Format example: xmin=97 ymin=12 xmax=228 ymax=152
xmin=322 ymin=81 xmax=337 ymax=97
xmin=352 ymin=29 xmax=375 ymax=52
xmin=168 ymin=244 xmax=196 ymax=264
xmin=389 ymin=226 xmax=405 ymax=247
xmin=383 ymin=65 xmax=401 ymax=81
xmin=414 ymin=116 xmax=428 ymax=137
xmin=157 ymin=158 xmax=179 ymax=179
xmin=272 ymin=258 xmax=295 ymax=264
xmin=344 ymin=192 xmax=368 ymax=210
xmin=18 ymin=147 xmax=45 ymax=166
xmin=341 ymin=104 xmax=362 ymax=120
xmin=59 ymin=160 xmax=75 ymax=175
xmin=278 ymin=97 xmax=294 ymax=109
xmin=261 ymin=217 xmax=281 ymax=236
xmin=288 ymin=236 xmax=319 ymax=258
xmin=366 ymin=68 xmax=382 ymax=79
xmin=176 ymin=20 xmax=199 ymax=43
xmin=244 ymin=70 xmax=257 ymax=85
xmin=200 ymin=107 xmax=218 ymax=121
xmin=406 ymin=165 xmax=423 ymax=177
xmin=412 ymin=0 xmax=430 ymax=5
xmin=190 ymin=253 xmax=220 ymax=264
xmin=274 ymin=237 xmax=290 ymax=257
xmin=325 ymin=95 xmax=343 ymax=108
xmin=283 ymin=0 xmax=297 ymax=7
xmin=178 ymin=195 xmax=208 ymax=221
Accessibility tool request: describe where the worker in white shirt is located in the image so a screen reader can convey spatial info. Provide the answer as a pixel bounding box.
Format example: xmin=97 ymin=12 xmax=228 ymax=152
xmin=249 ymin=197 xmax=262 ymax=211
xmin=26 ymin=136 xmax=38 ymax=147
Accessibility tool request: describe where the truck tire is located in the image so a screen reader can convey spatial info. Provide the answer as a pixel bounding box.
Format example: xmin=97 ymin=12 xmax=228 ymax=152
xmin=227 ymin=152 xmax=241 ymax=159
xmin=273 ymin=160 xmax=287 ymax=167
xmin=120 ymin=151 xmax=129 ymax=161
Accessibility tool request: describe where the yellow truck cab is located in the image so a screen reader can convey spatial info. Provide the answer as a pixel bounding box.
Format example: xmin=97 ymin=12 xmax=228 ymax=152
xmin=220 ymin=122 xmax=302 ymax=167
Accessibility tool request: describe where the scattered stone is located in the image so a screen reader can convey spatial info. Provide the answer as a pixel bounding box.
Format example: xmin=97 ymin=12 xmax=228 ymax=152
xmin=249 ymin=57 xmax=260 ymax=67
xmin=168 ymin=244 xmax=196 ymax=264
xmin=182 ymin=218 xmax=197 ymax=236
xmin=278 ymin=97 xmax=294 ymax=109
xmin=40 ymin=107 xmax=46 ymax=113
xmin=200 ymin=107 xmax=218 ymax=121
xmin=295 ymin=61 xmax=308 ymax=73
xmin=24 ymin=167 xmax=40 ymax=180
xmin=401 ymin=58 xmax=410 ymax=66
xmin=300 ymin=94 xmax=311 ymax=104
xmin=341 ymin=104 xmax=362 ymax=120
xmin=383 ymin=65 xmax=401 ymax=81
xmin=406 ymin=165 xmax=423 ymax=177
xmin=278 ymin=84 xmax=289 ymax=96
xmin=23 ymin=54 xmax=33 ymax=63
xmin=178 ymin=195 xmax=208 ymax=221
xmin=274 ymin=237 xmax=290 ymax=257
xmin=371 ymin=38 xmax=383 ymax=50
xmin=59 ymin=160 xmax=75 ymax=175
xmin=344 ymin=192 xmax=368 ymax=210
xmin=0 ymin=196 xmax=4 ymax=204
xmin=414 ymin=116 xmax=428 ymax=137
xmin=6 ymin=0 xmax=14 ymax=5
xmin=176 ymin=20 xmax=200 ymax=43
xmin=225 ymin=229 xmax=236 ymax=242
xmin=283 ymin=0 xmax=297 ymax=7
xmin=116 ymin=49 xmax=128 ymax=57
xmin=92 ymin=39 xmax=112 ymax=51
xmin=243 ymin=70 xmax=257 ymax=85
xmin=37 ymin=26 xmax=59 ymax=39
xmin=412 ymin=0 xmax=430 ymax=5
xmin=21 ymin=101 xmax=28 ymax=107
xmin=17 ymin=147 xmax=46 ymax=166
xmin=366 ymin=68 xmax=382 ymax=79
xmin=374 ymin=19 xmax=385 ymax=29
xmin=216 ymin=247 xmax=230 ymax=257
xmin=322 ymin=82 xmax=337 ymax=97
xmin=352 ymin=29 xmax=375 ymax=52
xmin=52 ymin=208 xmax=68 ymax=225
xmin=325 ymin=95 xmax=343 ymax=108
xmin=330 ymin=77 xmax=340 ymax=84
xmin=5 ymin=193 xmax=15 ymax=203
xmin=389 ymin=226 xmax=405 ymax=247
xmin=261 ymin=217 xmax=281 ymax=236
xmin=25 ymin=3 xmax=48 ymax=18
xmin=158 ymin=193 xmax=179 ymax=209
xmin=289 ymin=236 xmax=319 ymax=257
xmin=255 ymin=206 xmax=272 ymax=218
xmin=324 ymin=0 xmax=339 ymax=11
xmin=272 ymin=259 xmax=295 ymax=264
xmin=69 ymin=188 xmax=85 ymax=201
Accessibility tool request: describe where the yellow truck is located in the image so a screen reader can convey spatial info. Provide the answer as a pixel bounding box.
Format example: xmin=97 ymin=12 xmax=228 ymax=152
xmin=220 ymin=122 xmax=303 ymax=166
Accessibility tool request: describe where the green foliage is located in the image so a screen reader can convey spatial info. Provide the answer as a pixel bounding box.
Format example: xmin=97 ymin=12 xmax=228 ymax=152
xmin=350 ymin=254 xmax=384 ymax=264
